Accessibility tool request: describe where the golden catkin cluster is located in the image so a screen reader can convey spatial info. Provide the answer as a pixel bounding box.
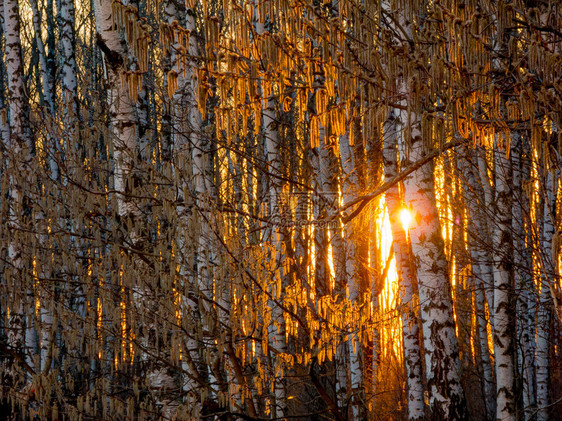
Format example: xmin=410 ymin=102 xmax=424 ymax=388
xmin=115 ymin=0 xmax=562 ymax=386
xmin=3 ymin=0 xmax=559 ymax=418
xmin=112 ymin=0 xmax=151 ymax=100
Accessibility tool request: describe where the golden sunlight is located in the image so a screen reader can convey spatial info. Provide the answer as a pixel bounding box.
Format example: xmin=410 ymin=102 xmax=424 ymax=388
xmin=400 ymin=208 xmax=413 ymax=232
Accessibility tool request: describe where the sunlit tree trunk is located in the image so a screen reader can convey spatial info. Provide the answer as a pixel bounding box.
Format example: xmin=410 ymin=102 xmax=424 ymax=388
xmin=263 ymin=99 xmax=288 ymax=417
xmin=338 ymin=131 xmax=361 ymax=418
xmin=366 ymin=114 xmax=384 ymax=417
xmin=254 ymin=14 xmax=288 ymax=418
xmin=386 ymin=4 xmax=467 ymax=416
xmin=310 ymin=123 xmax=345 ymax=417
xmin=383 ymin=110 xmax=424 ymax=420
xmin=492 ymin=143 xmax=516 ymax=421
xmin=352 ymin=118 xmax=375 ymax=419
xmin=401 ymin=112 xmax=467 ymax=420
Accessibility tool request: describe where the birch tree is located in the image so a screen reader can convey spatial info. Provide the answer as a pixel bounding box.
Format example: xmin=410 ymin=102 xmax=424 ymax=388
xmin=3 ymin=0 xmax=34 ymax=384
xmin=458 ymin=146 xmax=496 ymax=419
xmin=383 ymin=110 xmax=424 ymax=420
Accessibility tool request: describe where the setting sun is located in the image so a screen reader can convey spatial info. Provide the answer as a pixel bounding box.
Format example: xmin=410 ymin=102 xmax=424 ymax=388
xmin=400 ymin=208 xmax=412 ymax=231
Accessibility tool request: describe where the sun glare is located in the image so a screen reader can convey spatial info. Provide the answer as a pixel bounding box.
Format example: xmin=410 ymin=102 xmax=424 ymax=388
xmin=400 ymin=208 xmax=412 ymax=231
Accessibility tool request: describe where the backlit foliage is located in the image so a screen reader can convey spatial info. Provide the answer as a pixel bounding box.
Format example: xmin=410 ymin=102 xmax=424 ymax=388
xmin=0 ymin=0 xmax=561 ymax=419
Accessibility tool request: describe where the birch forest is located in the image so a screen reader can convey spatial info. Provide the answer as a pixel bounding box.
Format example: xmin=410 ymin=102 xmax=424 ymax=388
xmin=0 ymin=0 xmax=561 ymax=419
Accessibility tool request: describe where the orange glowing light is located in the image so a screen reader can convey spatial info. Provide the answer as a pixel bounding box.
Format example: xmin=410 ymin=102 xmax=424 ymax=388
xmin=400 ymin=208 xmax=413 ymax=231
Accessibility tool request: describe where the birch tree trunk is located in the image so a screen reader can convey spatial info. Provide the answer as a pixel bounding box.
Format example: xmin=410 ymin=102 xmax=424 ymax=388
xmin=163 ymin=3 xmax=213 ymax=411
xmin=4 ymin=0 xmax=36 ymax=381
xmin=350 ymin=115 xmax=374 ymax=419
xmin=28 ymin=0 xmax=56 ymax=373
xmin=255 ymin=13 xmax=288 ymax=417
xmin=492 ymin=144 xmax=516 ymax=421
xmin=29 ymin=0 xmax=54 ymax=117
xmin=58 ymin=0 xmax=78 ymax=123
xmin=263 ymin=96 xmax=288 ymax=417
xmin=338 ymin=131 xmax=361 ymax=418
xmin=92 ymin=0 xmax=136 ymax=218
xmin=383 ymin=110 xmax=424 ymax=420
xmin=385 ymin=4 xmax=467 ymax=416
xmin=512 ymin=136 xmax=536 ymax=419
xmin=459 ymin=146 xmax=496 ymax=419
xmin=401 ymin=112 xmax=467 ymax=420
xmin=477 ymin=150 xmax=497 ymax=332
xmin=536 ymin=165 xmax=556 ymax=421
xmin=93 ymin=0 xmax=171 ymax=416
xmin=188 ymin=8 xmax=219 ymax=411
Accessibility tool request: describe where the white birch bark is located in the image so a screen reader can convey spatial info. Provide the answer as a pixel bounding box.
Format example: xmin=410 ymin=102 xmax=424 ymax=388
xmin=536 ymin=167 xmax=556 ymax=421
xmin=401 ymin=112 xmax=467 ymax=420
xmin=255 ymin=12 xmax=288 ymax=417
xmin=384 ymin=3 xmax=468 ymax=414
xmin=263 ymin=95 xmax=288 ymax=417
xmin=58 ymin=0 xmax=79 ymax=156
xmin=383 ymin=110 xmax=424 ymax=420
xmin=472 ymin=261 xmax=496 ymax=418
xmin=512 ymin=137 xmax=536 ymax=419
xmin=92 ymin=0 xmax=136 ymax=220
xmin=4 ymin=0 xmax=35 ymax=376
xmin=28 ymin=0 xmax=55 ymax=373
xmin=93 ymin=1 xmax=181 ymax=417
xmin=58 ymin=0 xmax=77 ymax=104
xmin=318 ymin=125 xmax=347 ymax=403
xmin=3 ymin=0 xmax=29 ymax=151
xmin=29 ymin=0 xmax=55 ymax=117
xmin=477 ymin=151 xmax=496 ymax=331
xmin=492 ymin=144 xmax=516 ymax=421
xmin=459 ymin=146 xmax=495 ymax=418
xmin=338 ymin=132 xmax=361 ymax=417
xmin=163 ymin=3 xmax=210 ymax=408
xmin=186 ymin=7 xmax=221 ymax=411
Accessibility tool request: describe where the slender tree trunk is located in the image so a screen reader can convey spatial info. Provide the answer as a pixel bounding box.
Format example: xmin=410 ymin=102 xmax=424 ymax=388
xmin=4 ymin=0 xmax=34 ymax=379
xmin=351 ymin=113 xmax=373 ymax=419
xmin=512 ymin=135 xmax=536 ymax=419
xmin=163 ymin=3 xmax=212 ymax=413
xmin=29 ymin=0 xmax=54 ymax=116
xmin=401 ymin=110 xmax=467 ymax=420
xmin=385 ymin=4 xmax=467 ymax=415
xmin=492 ymin=144 xmax=516 ymax=421
xmin=58 ymin=0 xmax=77 ymax=100
xmin=383 ymin=110 xmax=424 ymax=420
xmin=459 ymin=146 xmax=496 ymax=419
xmin=477 ymin=150 xmax=497 ymax=331
xmin=58 ymin=0 xmax=78 ymax=136
xmin=536 ymin=165 xmax=556 ymax=421
xmin=338 ymin=131 xmax=361 ymax=419
xmin=255 ymin=13 xmax=288 ymax=417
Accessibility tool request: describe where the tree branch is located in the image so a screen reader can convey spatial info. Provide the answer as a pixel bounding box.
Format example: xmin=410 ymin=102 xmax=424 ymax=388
xmin=337 ymin=137 xmax=469 ymax=224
